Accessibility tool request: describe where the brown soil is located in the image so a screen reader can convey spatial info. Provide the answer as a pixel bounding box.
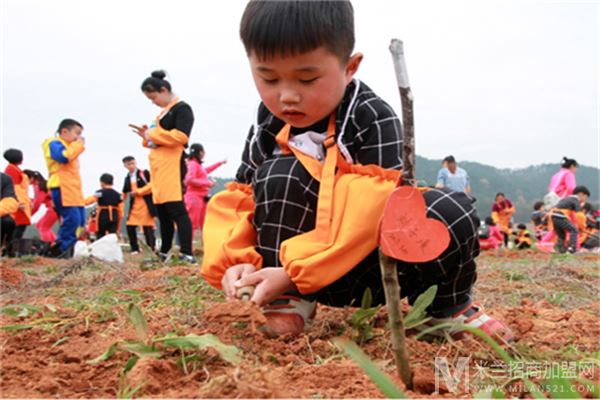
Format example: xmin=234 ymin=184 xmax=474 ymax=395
xmin=0 ymin=252 xmax=599 ymax=398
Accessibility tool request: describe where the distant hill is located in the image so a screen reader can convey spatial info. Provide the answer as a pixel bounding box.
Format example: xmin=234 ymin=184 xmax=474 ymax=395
xmin=211 ymin=156 xmax=599 ymax=223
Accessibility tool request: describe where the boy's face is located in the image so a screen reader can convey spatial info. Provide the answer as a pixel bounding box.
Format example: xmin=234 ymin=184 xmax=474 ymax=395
xmin=124 ymin=160 xmax=137 ymax=173
xmin=577 ymin=193 xmax=588 ymax=204
xmin=249 ymin=47 xmax=362 ymax=128
xmin=60 ymin=125 xmax=83 ymax=143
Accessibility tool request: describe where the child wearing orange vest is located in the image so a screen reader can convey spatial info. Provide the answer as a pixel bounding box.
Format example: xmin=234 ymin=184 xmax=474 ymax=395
xmin=42 ymin=119 xmax=86 ymax=257
xmin=3 ymin=149 xmax=31 ymax=240
xmin=200 ymin=1 xmax=513 ymax=342
xmin=1 ymin=173 xmax=19 ymax=251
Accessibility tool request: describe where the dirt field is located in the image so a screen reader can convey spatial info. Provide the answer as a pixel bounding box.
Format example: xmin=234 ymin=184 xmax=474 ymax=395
xmin=1 ymin=250 xmax=599 ymax=398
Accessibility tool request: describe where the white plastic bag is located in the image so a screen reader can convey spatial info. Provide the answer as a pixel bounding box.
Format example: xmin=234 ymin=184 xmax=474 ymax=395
xmin=74 ymin=234 xmax=124 ymax=263
xmin=543 ymin=191 xmax=560 ymax=211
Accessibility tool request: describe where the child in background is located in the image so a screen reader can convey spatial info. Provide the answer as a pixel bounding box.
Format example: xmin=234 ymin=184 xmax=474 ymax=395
xmin=42 ymin=119 xmax=86 ymax=257
xmin=579 ymin=203 xmax=599 ymax=251
xmin=513 ymin=223 xmax=532 ymax=249
xmin=84 ymin=209 xmax=98 ymax=242
xmin=24 ymin=170 xmax=58 ymax=243
xmin=201 ymin=0 xmax=513 ymax=342
xmin=122 ymin=156 xmax=156 ymax=254
xmin=184 ymin=143 xmax=226 ymax=240
xmin=492 ymin=192 xmax=516 ymax=246
xmin=0 ymin=173 xmax=19 ymax=251
xmin=531 ymin=201 xmax=547 ymax=241
xmin=3 ymin=149 xmax=31 ymax=240
xmin=92 ymin=173 xmax=123 ymax=239
xmin=550 ymin=186 xmax=590 ymax=254
xmin=479 ymin=217 xmax=504 ymax=250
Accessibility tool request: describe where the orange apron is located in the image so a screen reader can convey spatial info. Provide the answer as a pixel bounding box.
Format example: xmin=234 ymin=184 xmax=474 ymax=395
xmin=126 ymin=180 xmax=155 ymax=227
xmin=145 ymin=97 xmax=189 ymax=204
xmin=201 ymin=116 xmax=400 ymax=294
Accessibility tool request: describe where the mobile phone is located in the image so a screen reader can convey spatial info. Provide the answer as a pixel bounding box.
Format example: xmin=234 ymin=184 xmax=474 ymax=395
xmin=128 ymin=123 xmax=143 ymax=131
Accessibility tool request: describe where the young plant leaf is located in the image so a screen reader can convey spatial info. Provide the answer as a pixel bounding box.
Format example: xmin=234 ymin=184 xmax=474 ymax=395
xmin=88 ymin=342 xmax=118 ymax=364
xmin=126 ymin=303 xmax=148 ymax=340
xmin=404 ymin=285 xmax=437 ymax=328
xmin=123 ymin=356 xmax=140 ymax=374
xmin=333 ymin=338 xmax=406 ymax=399
xmin=154 ymin=333 xmax=241 ymax=365
xmin=121 ymin=341 xmax=162 ymax=359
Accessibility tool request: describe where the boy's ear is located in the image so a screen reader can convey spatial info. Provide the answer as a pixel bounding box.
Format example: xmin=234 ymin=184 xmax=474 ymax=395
xmin=345 ymin=52 xmax=364 ymax=82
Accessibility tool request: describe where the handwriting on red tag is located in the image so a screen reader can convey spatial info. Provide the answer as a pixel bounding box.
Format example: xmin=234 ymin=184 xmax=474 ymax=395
xmin=379 ymin=186 xmax=450 ymax=262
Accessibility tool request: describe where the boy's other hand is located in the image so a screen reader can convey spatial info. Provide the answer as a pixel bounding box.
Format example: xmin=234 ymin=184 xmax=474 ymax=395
xmin=221 ymin=263 xmax=256 ymax=299
xmin=234 ymin=267 xmax=296 ymax=307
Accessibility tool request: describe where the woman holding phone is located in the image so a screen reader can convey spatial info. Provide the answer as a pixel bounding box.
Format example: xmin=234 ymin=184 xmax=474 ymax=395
xmin=130 ymin=70 xmax=195 ymax=263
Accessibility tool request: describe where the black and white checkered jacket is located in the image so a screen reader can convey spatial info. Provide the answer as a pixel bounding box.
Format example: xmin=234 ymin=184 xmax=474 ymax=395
xmin=235 ymin=79 xmax=404 ymax=183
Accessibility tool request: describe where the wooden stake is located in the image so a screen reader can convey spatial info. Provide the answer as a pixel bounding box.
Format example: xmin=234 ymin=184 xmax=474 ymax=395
xmin=389 ymin=39 xmax=415 ymax=183
xmin=379 ymin=251 xmax=413 ymax=389
xmin=376 ymin=38 xmax=415 ymax=389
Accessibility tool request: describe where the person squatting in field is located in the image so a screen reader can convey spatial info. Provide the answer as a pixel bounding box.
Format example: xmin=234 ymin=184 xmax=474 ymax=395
xmin=200 ymin=0 xmax=513 ymax=342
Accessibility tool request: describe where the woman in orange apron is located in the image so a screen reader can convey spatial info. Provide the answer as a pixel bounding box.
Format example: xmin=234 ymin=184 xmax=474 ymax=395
xmin=131 ymin=70 xmax=195 ymax=263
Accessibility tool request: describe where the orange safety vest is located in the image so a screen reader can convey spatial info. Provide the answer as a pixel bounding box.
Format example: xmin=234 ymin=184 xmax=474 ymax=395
xmin=42 ymin=137 xmax=85 ymax=207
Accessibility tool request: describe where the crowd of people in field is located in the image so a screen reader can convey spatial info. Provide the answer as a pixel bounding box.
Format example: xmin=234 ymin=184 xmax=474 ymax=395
xmin=434 ymin=156 xmax=598 ymax=254
xmin=0 ymin=72 xmax=225 ymax=262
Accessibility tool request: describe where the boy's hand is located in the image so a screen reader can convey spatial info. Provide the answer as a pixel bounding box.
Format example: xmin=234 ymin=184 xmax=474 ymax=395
xmin=221 ymin=263 xmax=256 ymax=299
xmin=234 ymin=267 xmax=296 ymax=307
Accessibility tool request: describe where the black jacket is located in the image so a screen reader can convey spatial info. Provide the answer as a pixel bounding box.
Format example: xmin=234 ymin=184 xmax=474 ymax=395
xmin=235 ymin=79 xmax=404 ymax=184
xmin=122 ymin=169 xmax=157 ymax=217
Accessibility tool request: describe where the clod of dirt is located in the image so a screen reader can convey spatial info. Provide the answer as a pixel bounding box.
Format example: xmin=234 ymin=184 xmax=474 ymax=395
xmin=204 ymin=300 xmax=267 ymax=325
xmin=126 ymin=358 xmax=181 ymax=395
xmin=0 ymin=266 xmax=25 ymax=286
xmin=412 ymin=366 xmax=448 ymax=394
xmin=34 ymin=376 xmax=60 ymax=395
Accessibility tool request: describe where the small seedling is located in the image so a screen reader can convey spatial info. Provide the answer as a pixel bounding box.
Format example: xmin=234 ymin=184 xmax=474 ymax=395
xmin=350 ymin=288 xmax=382 ymax=345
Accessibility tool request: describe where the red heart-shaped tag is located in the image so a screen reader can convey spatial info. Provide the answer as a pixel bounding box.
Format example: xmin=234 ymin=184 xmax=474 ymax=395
xmin=379 ymin=186 xmax=450 ymax=262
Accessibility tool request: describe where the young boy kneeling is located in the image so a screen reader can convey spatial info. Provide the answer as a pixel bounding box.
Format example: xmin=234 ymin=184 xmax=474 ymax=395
xmin=201 ymin=0 xmax=513 ymax=342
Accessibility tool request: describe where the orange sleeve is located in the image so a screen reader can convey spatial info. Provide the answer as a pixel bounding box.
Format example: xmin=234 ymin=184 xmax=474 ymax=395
xmin=200 ymin=182 xmax=263 ymax=289
xmin=148 ymin=127 xmax=189 ymax=147
xmin=84 ymin=195 xmax=97 ymax=206
xmin=0 ymin=197 xmax=19 ymax=217
xmin=136 ymin=184 xmax=152 ymax=197
xmin=491 ymin=211 xmax=500 ymax=224
xmin=64 ymin=141 xmax=85 ymax=161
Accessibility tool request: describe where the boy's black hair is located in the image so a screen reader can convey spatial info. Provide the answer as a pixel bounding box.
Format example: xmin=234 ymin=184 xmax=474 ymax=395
xmin=533 ymin=201 xmax=544 ymax=211
xmin=3 ymin=148 xmax=23 ymax=164
xmin=573 ymin=185 xmax=590 ymax=197
xmin=122 ymin=156 xmax=135 ymax=163
xmin=561 ymin=157 xmax=578 ymax=169
xmin=484 ymin=216 xmax=495 ymax=226
xmin=100 ymin=173 xmax=114 ymax=185
xmin=57 ymin=118 xmax=83 ymax=133
xmin=495 ymin=192 xmax=505 ymax=199
xmin=517 ymin=223 xmax=527 ymax=230
xmin=141 ymin=70 xmax=171 ymax=93
xmin=240 ymin=0 xmax=355 ymax=61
